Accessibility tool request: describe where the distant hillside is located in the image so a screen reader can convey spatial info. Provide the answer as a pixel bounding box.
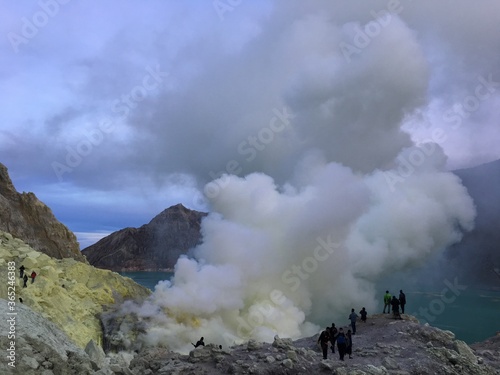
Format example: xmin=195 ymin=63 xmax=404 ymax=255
xmin=0 ymin=162 xmax=84 ymax=261
xmin=447 ymin=159 xmax=500 ymax=285
xmin=82 ymin=204 xmax=207 ymax=271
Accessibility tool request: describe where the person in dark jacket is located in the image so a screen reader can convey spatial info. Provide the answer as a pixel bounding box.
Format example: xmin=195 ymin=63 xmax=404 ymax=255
xmin=317 ymin=327 xmax=330 ymax=359
xmin=348 ymin=308 xmax=358 ymax=334
xmin=23 ymin=274 xmax=28 ymax=288
xmin=399 ymin=290 xmax=406 ymax=314
xmin=329 ymin=323 xmax=338 ymax=353
xmin=19 ymin=265 xmax=25 ymax=278
xmin=336 ymin=328 xmax=347 ymax=361
xmin=359 ymin=307 xmax=367 ymax=322
xmin=391 ymin=295 xmax=400 ymax=319
xmin=346 ymin=329 xmax=353 ymax=359
xmin=192 ymin=337 xmax=205 ymax=348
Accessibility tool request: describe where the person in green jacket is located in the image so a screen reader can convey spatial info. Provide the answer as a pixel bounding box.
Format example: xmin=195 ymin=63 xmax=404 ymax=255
xmin=383 ymin=290 xmax=392 ymax=313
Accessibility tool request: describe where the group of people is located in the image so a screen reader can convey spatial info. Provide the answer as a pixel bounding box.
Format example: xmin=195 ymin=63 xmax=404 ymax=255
xmin=19 ymin=265 xmax=37 ymax=288
xmin=318 ymin=290 xmax=408 ymax=361
xmin=317 ymin=306 xmax=368 ymax=361
xmin=383 ymin=290 xmax=406 ymax=318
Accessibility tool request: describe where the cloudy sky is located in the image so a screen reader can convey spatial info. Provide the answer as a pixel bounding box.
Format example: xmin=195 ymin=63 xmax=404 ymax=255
xmin=1 ymin=0 xmax=500 ymax=249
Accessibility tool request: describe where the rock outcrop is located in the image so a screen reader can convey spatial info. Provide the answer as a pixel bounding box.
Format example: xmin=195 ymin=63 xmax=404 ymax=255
xmin=0 ymin=162 xmax=84 ymax=261
xmin=2 ymin=278 xmax=499 ymax=375
xmin=0 ymin=299 xmax=95 ymax=374
xmin=82 ymin=203 xmax=207 ymax=271
xmin=471 ymin=332 xmax=500 ymax=371
xmin=0 ymin=231 xmax=150 ymax=349
xmin=102 ymin=312 xmax=499 ymax=375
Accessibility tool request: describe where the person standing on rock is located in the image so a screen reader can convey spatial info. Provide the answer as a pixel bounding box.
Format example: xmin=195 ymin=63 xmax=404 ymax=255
xmin=399 ymin=290 xmax=406 ymax=314
xmin=359 ymin=307 xmax=367 ymax=322
xmin=329 ymin=323 xmax=338 ymax=353
xmin=383 ymin=290 xmax=392 ymax=313
xmin=348 ymin=308 xmax=358 ymax=335
xmin=23 ymin=274 xmax=28 ymax=288
xmin=336 ymin=328 xmax=347 ymax=361
xmin=391 ymin=295 xmax=400 ymax=318
xmin=346 ymin=329 xmax=353 ymax=359
xmin=31 ymin=271 xmax=37 ymax=283
xmin=19 ymin=265 xmax=25 ymax=278
xmin=317 ymin=327 xmax=331 ymax=359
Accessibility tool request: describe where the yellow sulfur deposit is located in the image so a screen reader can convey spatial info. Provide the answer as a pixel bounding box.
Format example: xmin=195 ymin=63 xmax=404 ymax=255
xmin=0 ymin=231 xmax=150 ymax=349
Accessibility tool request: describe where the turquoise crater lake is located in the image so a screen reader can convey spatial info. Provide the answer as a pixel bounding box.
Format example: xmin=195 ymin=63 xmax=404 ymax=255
xmin=121 ymin=271 xmax=500 ymax=345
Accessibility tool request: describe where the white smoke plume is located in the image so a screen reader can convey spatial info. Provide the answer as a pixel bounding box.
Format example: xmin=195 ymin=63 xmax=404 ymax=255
xmin=113 ymin=8 xmax=479 ymax=353
xmin=121 ymin=155 xmax=474 ymax=353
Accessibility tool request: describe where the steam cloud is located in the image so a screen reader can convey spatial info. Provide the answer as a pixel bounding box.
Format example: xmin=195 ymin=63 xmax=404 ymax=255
xmin=100 ymin=5 xmax=479 ymax=352
xmin=122 ymin=155 xmax=474 ymax=353
xmin=3 ymin=0 xmax=498 ymax=353
xmin=119 ymin=11 xmax=476 ymax=350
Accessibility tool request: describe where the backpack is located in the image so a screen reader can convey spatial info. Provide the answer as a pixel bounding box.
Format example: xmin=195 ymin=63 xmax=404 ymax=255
xmin=337 ymin=334 xmax=346 ymax=345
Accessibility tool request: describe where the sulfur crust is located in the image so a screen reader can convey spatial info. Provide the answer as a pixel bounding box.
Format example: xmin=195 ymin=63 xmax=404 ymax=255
xmin=0 ymin=231 xmax=151 ymax=349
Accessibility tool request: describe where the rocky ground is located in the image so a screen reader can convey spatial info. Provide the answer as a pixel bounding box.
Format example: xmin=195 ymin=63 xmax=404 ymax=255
xmin=471 ymin=333 xmax=500 ymax=371
xmin=1 ymin=230 xmax=499 ymax=374
xmin=123 ymin=313 xmax=500 ymax=375
xmin=2 ymin=298 xmax=499 ymax=375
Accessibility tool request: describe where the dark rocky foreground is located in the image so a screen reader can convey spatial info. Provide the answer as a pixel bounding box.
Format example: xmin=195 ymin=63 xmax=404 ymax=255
xmin=1 ymin=299 xmax=498 ymax=375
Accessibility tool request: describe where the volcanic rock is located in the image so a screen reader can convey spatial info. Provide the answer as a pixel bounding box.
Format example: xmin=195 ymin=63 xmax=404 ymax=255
xmin=0 ymin=231 xmax=150 ymax=349
xmin=0 ymin=162 xmax=84 ymax=261
xmin=82 ymin=203 xmax=207 ymax=271
xmin=2 ymin=296 xmax=499 ymax=374
xmin=101 ymin=309 xmax=500 ymax=375
xmin=0 ymin=299 xmax=95 ymax=375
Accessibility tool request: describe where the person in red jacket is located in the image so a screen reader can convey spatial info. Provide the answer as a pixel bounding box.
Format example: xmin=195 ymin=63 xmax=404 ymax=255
xmin=30 ymin=271 xmax=37 ymax=283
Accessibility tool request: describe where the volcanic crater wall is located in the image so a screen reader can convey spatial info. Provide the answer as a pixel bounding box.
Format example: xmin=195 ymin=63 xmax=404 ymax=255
xmin=0 ymin=162 xmax=84 ymax=262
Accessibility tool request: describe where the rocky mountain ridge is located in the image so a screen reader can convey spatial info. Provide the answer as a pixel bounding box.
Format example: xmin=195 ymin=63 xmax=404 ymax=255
xmin=447 ymin=159 xmax=500 ymax=284
xmin=0 ymin=162 xmax=84 ymax=262
xmin=82 ymin=203 xmax=207 ymax=271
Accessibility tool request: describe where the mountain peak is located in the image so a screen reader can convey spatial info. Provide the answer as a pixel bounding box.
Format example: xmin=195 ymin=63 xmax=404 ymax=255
xmin=83 ymin=204 xmax=208 ymax=271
